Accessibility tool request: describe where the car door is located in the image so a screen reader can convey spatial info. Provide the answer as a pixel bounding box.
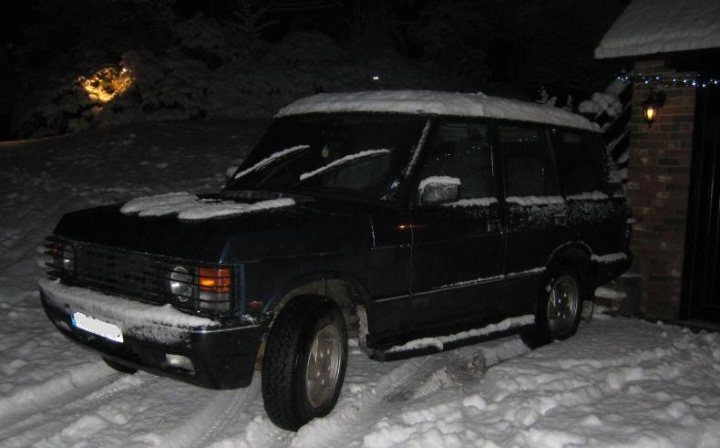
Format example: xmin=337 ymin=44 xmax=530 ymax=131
xmin=499 ymin=123 xmax=567 ymax=315
xmin=409 ymin=120 xmax=505 ymax=330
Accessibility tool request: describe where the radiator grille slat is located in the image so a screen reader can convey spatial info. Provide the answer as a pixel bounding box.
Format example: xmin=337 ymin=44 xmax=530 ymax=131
xmin=74 ymin=244 xmax=171 ymax=304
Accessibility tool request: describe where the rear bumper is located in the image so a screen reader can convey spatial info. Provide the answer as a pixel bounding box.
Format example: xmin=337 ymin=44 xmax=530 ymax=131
xmin=39 ymin=281 xmax=265 ymax=389
xmin=594 ymin=250 xmax=633 ymax=284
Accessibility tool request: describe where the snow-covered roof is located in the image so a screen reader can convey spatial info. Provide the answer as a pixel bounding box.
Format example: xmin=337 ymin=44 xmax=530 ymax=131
xmin=277 ymin=91 xmax=598 ymax=132
xmin=595 ymin=0 xmax=720 ymax=59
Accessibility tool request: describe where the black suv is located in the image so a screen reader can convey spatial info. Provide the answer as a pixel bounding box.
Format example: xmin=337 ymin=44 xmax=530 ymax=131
xmin=41 ymin=91 xmax=632 ymax=431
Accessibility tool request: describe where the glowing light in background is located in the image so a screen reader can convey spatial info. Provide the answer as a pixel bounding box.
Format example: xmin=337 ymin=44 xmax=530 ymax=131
xmin=79 ymin=66 xmax=134 ymax=103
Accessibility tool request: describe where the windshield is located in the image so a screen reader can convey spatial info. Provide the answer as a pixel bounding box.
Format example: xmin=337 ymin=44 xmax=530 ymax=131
xmin=226 ymin=114 xmax=428 ymax=201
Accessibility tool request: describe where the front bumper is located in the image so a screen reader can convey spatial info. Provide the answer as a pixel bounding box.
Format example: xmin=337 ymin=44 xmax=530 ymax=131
xmin=39 ymin=280 xmax=265 ymax=389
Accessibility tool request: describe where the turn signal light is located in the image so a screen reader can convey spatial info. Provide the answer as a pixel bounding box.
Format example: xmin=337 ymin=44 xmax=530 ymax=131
xmin=197 ymin=267 xmax=232 ymax=293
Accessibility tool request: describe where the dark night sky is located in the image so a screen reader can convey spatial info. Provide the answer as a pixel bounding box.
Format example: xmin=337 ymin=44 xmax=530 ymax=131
xmin=0 ymin=0 xmax=628 ymax=140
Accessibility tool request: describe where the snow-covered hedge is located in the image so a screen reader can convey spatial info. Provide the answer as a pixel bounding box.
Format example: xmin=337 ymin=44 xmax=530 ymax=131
xmin=12 ymin=25 xmax=446 ymax=138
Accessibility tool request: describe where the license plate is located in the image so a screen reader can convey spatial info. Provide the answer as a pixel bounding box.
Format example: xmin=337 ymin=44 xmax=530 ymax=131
xmin=71 ymin=312 xmax=124 ymax=343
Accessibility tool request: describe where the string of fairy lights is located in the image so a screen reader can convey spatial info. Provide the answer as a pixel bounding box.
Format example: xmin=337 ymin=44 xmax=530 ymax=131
xmin=617 ymin=73 xmax=720 ymax=89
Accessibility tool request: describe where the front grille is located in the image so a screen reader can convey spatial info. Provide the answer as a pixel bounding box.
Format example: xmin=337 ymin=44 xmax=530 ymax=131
xmin=74 ymin=243 xmax=172 ymax=304
xmin=47 ymin=238 xmax=235 ymax=314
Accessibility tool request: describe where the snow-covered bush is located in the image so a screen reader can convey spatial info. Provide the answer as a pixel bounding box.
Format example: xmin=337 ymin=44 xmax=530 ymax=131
xmin=176 ymin=14 xmax=234 ymax=69
xmin=578 ymin=92 xmax=623 ymax=117
xmin=10 ymin=12 xmax=449 ymax=138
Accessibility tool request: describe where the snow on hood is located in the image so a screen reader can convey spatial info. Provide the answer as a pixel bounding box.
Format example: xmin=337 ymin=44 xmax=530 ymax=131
xmin=119 ymin=192 xmax=295 ymax=220
xmin=277 ymin=91 xmax=598 ymax=132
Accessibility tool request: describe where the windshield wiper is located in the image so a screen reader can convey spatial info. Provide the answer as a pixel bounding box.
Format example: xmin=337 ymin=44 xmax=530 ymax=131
xmin=233 ymin=144 xmax=310 ymax=180
xmin=298 ymin=149 xmax=391 ymax=182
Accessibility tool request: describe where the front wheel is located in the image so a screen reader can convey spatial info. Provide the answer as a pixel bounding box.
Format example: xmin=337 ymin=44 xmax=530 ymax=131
xmin=523 ymin=270 xmax=584 ymax=348
xmin=262 ymin=297 xmax=348 ymax=431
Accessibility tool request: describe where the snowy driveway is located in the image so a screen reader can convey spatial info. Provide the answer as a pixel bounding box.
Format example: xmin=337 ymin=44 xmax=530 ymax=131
xmin=1 ymin=122 xmax=718 ymax=447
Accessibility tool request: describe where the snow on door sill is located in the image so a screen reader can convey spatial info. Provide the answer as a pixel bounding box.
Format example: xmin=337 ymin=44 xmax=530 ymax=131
xmin=386 ymin=315 xmax=535 ymax=354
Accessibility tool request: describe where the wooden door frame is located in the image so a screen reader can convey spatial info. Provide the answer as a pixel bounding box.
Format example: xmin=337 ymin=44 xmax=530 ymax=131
xmin=680 ymin=84 xmax=720 ymax=321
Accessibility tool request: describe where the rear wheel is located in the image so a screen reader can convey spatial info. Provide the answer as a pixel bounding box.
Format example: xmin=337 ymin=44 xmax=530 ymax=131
xmin=545 ymin=274 xmax=582 ymax=338
xmin=523 ymin=269 xmax=584 ymax=348
xmin=262 ymin=296 xmax=348 ymax=431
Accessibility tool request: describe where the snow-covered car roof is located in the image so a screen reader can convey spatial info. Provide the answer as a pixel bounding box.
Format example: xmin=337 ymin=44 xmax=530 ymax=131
xmin=277 ymin=90 xmax=598 ymax=132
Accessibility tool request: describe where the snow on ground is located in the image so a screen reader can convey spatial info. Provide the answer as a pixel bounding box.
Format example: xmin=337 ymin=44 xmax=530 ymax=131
xmin=1 ymin=121 xmax=719 ymax=447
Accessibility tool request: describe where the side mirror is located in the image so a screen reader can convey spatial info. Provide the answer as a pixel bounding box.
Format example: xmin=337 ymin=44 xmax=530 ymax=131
xmin=418 ymin=176 xmax=460 ymax=205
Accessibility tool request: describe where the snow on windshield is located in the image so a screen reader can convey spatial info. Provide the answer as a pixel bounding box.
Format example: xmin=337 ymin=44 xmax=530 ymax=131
xmin=298 ymin=149 xmax=391 ymax=181
xmin=233 ymin=144 xmax=310 ymax=179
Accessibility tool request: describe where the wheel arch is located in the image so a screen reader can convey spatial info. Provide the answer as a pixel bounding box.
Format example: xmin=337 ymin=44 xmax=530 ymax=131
xmin=545 ymin=241 xmax=596 ymax=297
xmin=263 ymin=271 xmax=371 ymax=340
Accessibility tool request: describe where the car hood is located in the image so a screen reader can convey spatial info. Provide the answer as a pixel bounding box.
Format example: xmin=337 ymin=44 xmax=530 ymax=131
xmin=53 ymin=194 xmax=374 ymax=263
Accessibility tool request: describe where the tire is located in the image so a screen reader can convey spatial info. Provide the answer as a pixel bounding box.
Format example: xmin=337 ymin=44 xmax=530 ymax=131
xmin=103 ymin=358 xmax=138 ymax=374
xmin=522 ymin=269 xmax=584 ymax=348
xmin=262 ymin=296 xmax=348 ymax=431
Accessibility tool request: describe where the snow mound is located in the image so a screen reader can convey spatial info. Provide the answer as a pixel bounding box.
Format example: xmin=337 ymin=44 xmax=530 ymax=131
xmin=578 ymin=92 xmax=623 ymax=117
xmin=595 ymin=285 xmax=628 ymax=300
xmin=278 ymin=91 xmax=598 ymax=132
xmin=120 ymin=192 xmax=295 ymax=220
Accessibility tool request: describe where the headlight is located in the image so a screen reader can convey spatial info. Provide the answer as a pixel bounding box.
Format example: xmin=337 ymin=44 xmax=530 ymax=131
xmin=169 ymin=266 xmax=194 ymax=303
xmin=61 ymin=245 xmax=76 ymax=274
xmin=168 ymin=265 xmax=233 ymax=311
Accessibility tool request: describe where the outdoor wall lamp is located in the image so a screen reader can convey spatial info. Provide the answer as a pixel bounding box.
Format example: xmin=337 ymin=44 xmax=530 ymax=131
xmin=642 ymin=89 xmax=666 ymax=128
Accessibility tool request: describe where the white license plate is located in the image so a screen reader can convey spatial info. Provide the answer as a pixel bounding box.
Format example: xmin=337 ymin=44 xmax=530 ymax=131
xmin=72 ymin=312 xmax=124 ymax=343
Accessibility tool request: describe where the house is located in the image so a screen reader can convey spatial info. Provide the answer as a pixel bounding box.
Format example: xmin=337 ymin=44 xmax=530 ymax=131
xmin=594 ymin=0 xmax=720 ymax=325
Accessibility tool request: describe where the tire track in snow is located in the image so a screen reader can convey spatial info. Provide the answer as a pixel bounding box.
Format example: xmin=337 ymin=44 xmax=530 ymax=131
xmin=0 ymin=194 xmax=73 ymax=272
xmin=156 ymin=377 xmax=261 ymax=448
xmin=0 ymin=372 xmax=155 ymax=443
xmin=277 ymin=337 xmax=530 ymax=448
xmin=0 ymin=362 xmax=117 ymax=429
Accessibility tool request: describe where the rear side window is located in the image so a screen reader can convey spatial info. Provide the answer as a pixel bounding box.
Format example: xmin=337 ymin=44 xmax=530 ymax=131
xmin=552 ymin=130 xmax=608 ymax=197
xmin=499 ymin=125 xmax=559 ymax=197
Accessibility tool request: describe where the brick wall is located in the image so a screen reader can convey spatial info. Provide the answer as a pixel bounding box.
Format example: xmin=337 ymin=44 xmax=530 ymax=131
xmin=625 ymin=59 xmax=695 ymax=319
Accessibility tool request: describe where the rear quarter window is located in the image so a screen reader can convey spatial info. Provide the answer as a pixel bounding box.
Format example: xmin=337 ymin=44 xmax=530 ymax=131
xmin=499 ymin=125 xmax=560 ymax=197
xmin=551 ymin=129 xmax=609 ymax=197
